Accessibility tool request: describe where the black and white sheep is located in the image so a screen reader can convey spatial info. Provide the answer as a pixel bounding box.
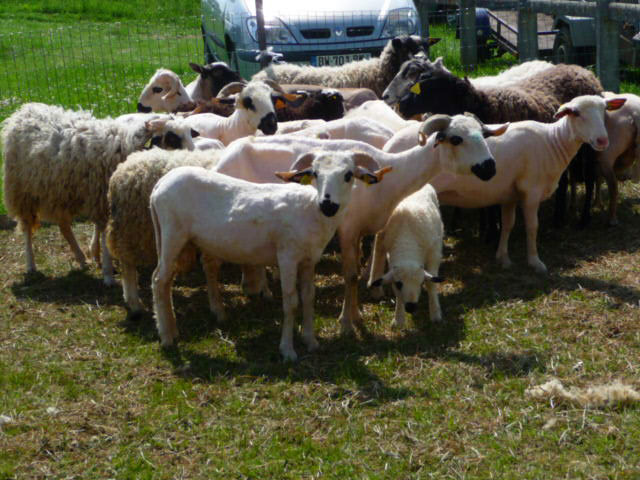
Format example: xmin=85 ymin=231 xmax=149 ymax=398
xmin=1 ymin=103 xmax=197 ymax=284
xmin=252 ymin=35 xmax=439 ymax=97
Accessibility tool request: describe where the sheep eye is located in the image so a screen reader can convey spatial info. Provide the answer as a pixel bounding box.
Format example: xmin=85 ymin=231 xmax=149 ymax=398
xmin=344 ymin=171 xmax=353 ymax=182
xmin=152 ymin=87 xmax=163 ymax=93
xmin=395 ymin=281 xmax=403 ymax=290
xmin=450 ymin=135 xmax=463 ymax=146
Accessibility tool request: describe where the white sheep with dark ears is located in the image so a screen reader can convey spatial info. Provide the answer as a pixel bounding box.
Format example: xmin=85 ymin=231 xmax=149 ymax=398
xmin=367 ymin=184 xmax=444 ymax=327
xmin=214 ymin=113 xmax=507 ymax=334
xmin=149 ymin=150 xmax=390 ymax=361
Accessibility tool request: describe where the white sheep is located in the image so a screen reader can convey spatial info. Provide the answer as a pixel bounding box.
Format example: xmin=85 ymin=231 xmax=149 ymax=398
xmin=137 ymin=69 xmax=194 ymax=113
xmin=287 ymin=117 xmax=395 ymax=148
xmin=180 ymin=81 xmax=278 ymax=143
xmin=150 ymin=150 xmax=389 ymax=361
xmin=593 ymin=92 xmax=640 ymax=225
xmin=345 ymin=100 xmax=419 ymax=132
xmin=107 ymin=148 xmax=222 ymax=314
xmin=214 ymin=114 xmax=506 ymax=334
xmin=428 ymin=95 xmax=626 ymax=273
xmin=1 ymin=103 xmax=197 ymax=284
xmin=253 ymin=35 xmax=438 ymax=97
xmin=367 ymin=184 xmax=444 ymax=327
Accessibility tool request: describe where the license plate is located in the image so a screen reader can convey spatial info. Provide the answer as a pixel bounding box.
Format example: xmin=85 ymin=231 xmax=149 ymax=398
xmin=311 ymin=53 xmax=371 ymax=67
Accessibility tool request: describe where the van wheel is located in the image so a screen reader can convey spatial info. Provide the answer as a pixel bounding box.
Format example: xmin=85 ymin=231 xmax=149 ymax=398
xmin=553 ymin=26 xmax=577 ymax=65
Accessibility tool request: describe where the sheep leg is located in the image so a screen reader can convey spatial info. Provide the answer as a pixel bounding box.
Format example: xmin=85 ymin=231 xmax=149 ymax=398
xmin=594 ymin=173 xmax=604 ymax=210
xmin=391 ymin=284 xmax=406 ymax=328
xmin=299 ymin=260 xmax=319 ymax=353
xmin=495 ymin=202 xmax=516 ymax=269
xmin=579 ymin=148 xmax=596 ymax=228
xmin=600 ymin=162 xmax=619 ymax=226
xmin=21 ymin=220 xmax=37 ymax=273
xmin=241 ymin=266 xmax=273 ymax=300
xmin=553 ymin=170 xmax=569 ymax=226
xmin=368 ymin=232 xmax=387 ymax=300
xmin=426 ymin=261 xmax=442 ymax=323
xmin=277 ymin=253 xmax=299 ymax=361
xmin=58 ymin=221 xmax=87 ymax=268
xmin=121 ymin=262 xmax=144 ymax=315
xmin=202 ymin=255 xmax=226 ymax=322
xmin=522 ymin=200 xmax=547 ymax=274
xmin=338 ymin=234 xmax=362 ymax=335
xmin=100 ymin=229 xmax=115 ymax=286
xmin=151 ymin=235 xmax=185 ymax=347
xmin=89 ymin=224 xmax=101 ymax=265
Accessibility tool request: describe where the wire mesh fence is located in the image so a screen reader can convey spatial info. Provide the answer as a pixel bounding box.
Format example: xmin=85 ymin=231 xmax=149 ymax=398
xmin=0 ymin=17 xmax=204 ymax=120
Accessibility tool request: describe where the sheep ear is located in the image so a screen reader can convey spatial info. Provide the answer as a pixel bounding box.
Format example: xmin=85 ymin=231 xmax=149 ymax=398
xmin=189 ymin=62 xmax=204 ymax=74
xmin=483 ymin=123 xmax=509 ymax=138
xmin=554 ymin=105 xmax=577 ymax=120
xmin=271 ymin=94 xmax=287 ymax=110
xmin=145 ymin=117 xmax=168 ymax=133
xmin=368 ymin=270 xmax=393 ymax=288
xmin=424 ymin=270 xmax=444 ymax=283
xmin=289 ymin=152 xmax=316 ymax=172
xmin=392 ymin=37 xmax=403 ymax=50
xmin=190 ymin=129 xmax=200 ymax=138
xmin=354 ymin=165 xmax=392 ymax=185
xmin=606 ymin=98 xmax=626 ymax=111
xmin=274 ymin=168 xmax=314 ymax=184
xmin=425 ymin=37 xmax=441 ymax=47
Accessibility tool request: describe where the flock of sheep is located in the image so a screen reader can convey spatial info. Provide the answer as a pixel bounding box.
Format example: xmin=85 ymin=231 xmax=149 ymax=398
xmin=2 ymin=34 xmax=639 ymax=361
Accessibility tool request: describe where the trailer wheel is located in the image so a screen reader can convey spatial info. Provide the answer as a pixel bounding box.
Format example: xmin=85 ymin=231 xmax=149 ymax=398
xmin=553 ymin=26 xmax=577 ymax=64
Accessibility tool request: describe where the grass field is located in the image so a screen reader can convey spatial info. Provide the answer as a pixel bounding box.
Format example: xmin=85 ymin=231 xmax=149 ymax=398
xmin=1 ymin=3 xmax=640 ymax=478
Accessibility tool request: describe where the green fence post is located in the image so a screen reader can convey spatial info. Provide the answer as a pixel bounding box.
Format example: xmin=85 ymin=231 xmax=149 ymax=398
xmin=518 ymin=0 xmax=539 ymax=61
xmin=460 ymin=0 xmax=477 ymax=71
xmin=596 ymin=0 xmax=620 ymax=92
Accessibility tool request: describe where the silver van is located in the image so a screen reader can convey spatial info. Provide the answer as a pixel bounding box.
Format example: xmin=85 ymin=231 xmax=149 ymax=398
xmin=201 ymin=0 xmax=422 ymax=78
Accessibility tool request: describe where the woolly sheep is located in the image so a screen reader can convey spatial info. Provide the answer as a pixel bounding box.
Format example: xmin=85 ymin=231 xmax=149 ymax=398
xmin=214 ymin=114 xmax=506 ymax=333
xmin=381 ymin=57 xmax=553 ymax=105
xmin=1 ymin=103 xmax=197 ymax=284
xmin=107 ymin=148 xmax=222 ymax=313
xmin=150 ymin=150 xmax=389 ymax=360
xmin=252 ymin=35 xmax=439 ymax=97
xmin=367 ymin=184 xmax=444 ymax=326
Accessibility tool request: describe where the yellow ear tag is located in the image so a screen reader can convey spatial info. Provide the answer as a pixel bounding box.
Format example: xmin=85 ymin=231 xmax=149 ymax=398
xmin=144 ymin=137 xmax=153 ymax=148
xmin=410 ymin=82 xmax=421 ymax=95
xmin=300 ymin=174 xmax=313 ymax=185
xmin=275 ymin=99 xmax=286 ymax=109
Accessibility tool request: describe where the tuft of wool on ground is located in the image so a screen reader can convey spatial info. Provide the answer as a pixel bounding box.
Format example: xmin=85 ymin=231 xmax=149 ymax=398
xmin=526 ymin=378 xmax=640 ymax=408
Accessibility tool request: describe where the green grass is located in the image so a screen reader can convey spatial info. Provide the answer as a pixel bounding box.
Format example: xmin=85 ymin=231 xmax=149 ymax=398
xmin=1 ymin=10 xmax=640 ymax=476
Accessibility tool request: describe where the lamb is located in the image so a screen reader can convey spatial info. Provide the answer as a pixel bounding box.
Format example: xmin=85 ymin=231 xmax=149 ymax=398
xmin=214 ymin=114 xmax=506 ymax=333
xmin=1 ymin=103 xmax=198 ymax=284
xmin=381 ymin=57 xmax=554 ymax=105
xmin=137 ymin=63 xmax=242 ymax=113
xmin=137 ymin=69 xmax=195 ymax=113
xmin=252 ymin=35 xmax=439 ymax=97
xmin=106 ymin=148 xmax=222 ymax=314
xmin=180 ymin=80 xmax=280 ymax=143
xmin=591 ymin=92 xmax=640 ymax=226
xmin=367 ymin=184 xmax=444 ymax=327
xmin=429 ymin=95 xmax=626 ymax=273
xmin=149 ymin=150 xmax=390 ymax=360
xmin=279 ymin=84 xmax=377 ymax=112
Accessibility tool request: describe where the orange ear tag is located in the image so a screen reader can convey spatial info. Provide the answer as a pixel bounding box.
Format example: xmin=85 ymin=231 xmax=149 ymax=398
xmin=275 ymin=99 xmax=286 ymax=109
xmin=410 ymin=82 xmax=421 ymax=95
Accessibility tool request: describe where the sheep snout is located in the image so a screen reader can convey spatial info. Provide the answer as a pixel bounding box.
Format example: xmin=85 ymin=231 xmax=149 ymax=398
xmin=320 ymin=199 xmax=340 ymax=217
xmin=471 ymin=158 xmax=496 ymax=181
xmin=137 ymin=102 xmax=152 ymax=113
xmin=258 ymin=112 xmax=277 ymax=135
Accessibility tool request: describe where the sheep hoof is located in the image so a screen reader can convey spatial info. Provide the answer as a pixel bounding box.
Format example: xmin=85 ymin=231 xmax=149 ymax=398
xmin=497 ymin=257 xmax=512 ymax=269
xmin=280 ymin=346 xmax=298 ymax=362
xmin=303 ymin=336 xmax=320 ymax=352
xmin=529 ymin=259 xmax=548 ymax=274
xmin=370 ymin=286 xmax=384 ymax=300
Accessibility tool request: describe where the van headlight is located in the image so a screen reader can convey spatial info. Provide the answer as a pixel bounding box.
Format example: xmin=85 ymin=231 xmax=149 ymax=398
xmin=247 ymin=17 xmax=297 ymax=44
xmin=382 ymin=8 xmax=418 ymax=38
